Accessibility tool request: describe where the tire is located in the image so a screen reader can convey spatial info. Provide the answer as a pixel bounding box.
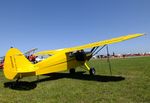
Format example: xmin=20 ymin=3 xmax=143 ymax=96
xmin=89 ymin=68 xmax=96 ymax=75
xmin=69 ymin=68 xmax=75 ymax=74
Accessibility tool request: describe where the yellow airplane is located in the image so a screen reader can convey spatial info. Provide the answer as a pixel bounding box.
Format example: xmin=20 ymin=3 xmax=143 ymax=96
xmin=4 ymin=33 xmax=144 ymax=81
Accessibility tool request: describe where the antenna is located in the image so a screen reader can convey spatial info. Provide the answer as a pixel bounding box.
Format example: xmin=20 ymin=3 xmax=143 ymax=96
xmin=106 ymin=45 xmax=112 ymax=76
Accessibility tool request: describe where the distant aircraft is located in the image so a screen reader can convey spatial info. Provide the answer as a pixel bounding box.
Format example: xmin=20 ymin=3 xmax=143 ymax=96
xmin=3 ymin=33 xmax=144 ymax=81
xmin=0 ymin=56 xmax=4 ymax=69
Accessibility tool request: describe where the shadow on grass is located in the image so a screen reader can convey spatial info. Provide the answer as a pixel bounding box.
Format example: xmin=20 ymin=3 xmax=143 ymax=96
xmin=4 ymin=81 xmax=37 ymax=90
xmin=4 ymin=71 xmax=125 ymax=91
xmin=34 ymin=71 xmax=125 ymax=84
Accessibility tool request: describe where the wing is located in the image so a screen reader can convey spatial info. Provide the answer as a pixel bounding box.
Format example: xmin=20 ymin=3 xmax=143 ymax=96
xmin=34 ymin=49 xmax=65 ymax=56
xmin=66 ymin=33 xmax=144 ymax=52
xmin=35 ymin=33 xmax=144 ymax=55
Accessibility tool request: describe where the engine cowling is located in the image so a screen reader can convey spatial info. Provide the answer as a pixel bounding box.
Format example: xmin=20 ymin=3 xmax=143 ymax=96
xmin=74 ymin=50 xmax=86 ymax=61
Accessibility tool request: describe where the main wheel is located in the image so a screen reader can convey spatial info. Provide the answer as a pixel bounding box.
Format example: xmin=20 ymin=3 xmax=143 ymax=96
xmin=89 ymin=68 xmax=96 ymax=75
xmin=69 ymin=68 xmax=75 ymax=74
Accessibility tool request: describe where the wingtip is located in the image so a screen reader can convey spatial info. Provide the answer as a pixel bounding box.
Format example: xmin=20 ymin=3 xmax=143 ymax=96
xmin=138 ymin=33 xmax=148 ymax=37
xmin=136 ymin=33 xmax=146 ymax=36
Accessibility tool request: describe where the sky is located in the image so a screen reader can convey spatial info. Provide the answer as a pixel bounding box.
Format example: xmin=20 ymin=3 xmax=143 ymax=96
xmin=0 ymin=0 xmax=150 ymax=56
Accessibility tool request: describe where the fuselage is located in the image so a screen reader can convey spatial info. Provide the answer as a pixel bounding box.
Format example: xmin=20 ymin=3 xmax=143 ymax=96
xmin=35 ymin=50 xmax=92 ymax=75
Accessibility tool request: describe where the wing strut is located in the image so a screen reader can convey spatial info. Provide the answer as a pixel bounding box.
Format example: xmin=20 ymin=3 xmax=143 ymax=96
xmin=91 ymin=45 xmax=112 ymax=75
xmin=92 ymin=45 xmax=107 ymax=56
xmin=91 ymin=46 xmax=99 ymax=54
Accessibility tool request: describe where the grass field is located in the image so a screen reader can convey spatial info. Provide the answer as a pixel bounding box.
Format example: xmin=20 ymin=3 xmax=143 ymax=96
xmin=0 ymin=57 xmax=150 ymax=103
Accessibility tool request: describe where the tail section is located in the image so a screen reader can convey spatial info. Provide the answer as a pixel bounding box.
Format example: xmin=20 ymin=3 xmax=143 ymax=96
xmin=4 ymin=48 xmax=36 ymax=80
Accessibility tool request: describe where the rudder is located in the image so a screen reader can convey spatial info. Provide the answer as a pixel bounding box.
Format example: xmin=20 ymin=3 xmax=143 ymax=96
xmin=4 ymin=48 xmax=36 ymax=80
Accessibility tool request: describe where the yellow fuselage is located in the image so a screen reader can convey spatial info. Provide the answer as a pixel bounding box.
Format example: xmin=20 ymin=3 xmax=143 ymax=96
xmin=35 ymin=51 xmax=85 ymax=75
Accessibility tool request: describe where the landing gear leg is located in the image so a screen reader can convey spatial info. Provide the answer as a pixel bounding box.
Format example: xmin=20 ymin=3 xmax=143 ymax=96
xmin=16 ymin=74 xmax=22 ymax=84
xmin=13 ymin=77 xmax=20 ymax=87
xmin=37 ymin=76 xmax=39 ymax=81
xmin=84 ymin=62 xmax=96 ymax=75
xmin=16 ymin=77 xmax=20 ymax=83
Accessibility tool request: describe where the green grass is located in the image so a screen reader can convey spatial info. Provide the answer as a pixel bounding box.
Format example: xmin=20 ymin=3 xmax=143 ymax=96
xmin=0 ymin=57 xmax=150 ymax=103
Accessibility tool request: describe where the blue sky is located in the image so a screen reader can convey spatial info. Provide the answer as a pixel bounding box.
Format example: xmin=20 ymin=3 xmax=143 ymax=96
xmin=0 ymin=0 xmax=149 ymax=56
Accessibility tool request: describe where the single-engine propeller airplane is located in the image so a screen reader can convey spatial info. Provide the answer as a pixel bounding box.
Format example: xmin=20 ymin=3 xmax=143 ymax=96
xmin=3 ymin=33 xmax=144 ymax=81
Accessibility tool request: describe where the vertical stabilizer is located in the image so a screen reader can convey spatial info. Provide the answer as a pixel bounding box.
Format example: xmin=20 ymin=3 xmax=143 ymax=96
xmin=4 ymin=48 xmax=36 ymax=80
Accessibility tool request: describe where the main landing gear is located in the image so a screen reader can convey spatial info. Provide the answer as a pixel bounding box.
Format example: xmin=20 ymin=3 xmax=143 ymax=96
xmin=84 ymin=62 xmax=96 ymax=75
xmin=69 ymin=62 xmax=96 ymax=75
xmin=89 ymin=68 xmax=96 ymax=75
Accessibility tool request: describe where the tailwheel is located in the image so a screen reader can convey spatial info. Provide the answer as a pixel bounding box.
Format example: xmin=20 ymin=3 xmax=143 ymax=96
xmin=69 ymin=68 xmax=75 ymax=74
xmin=89 ymin=68 xmax=96 ymax=75
xmin=16 ymin=77 xmax=20 ymax=83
